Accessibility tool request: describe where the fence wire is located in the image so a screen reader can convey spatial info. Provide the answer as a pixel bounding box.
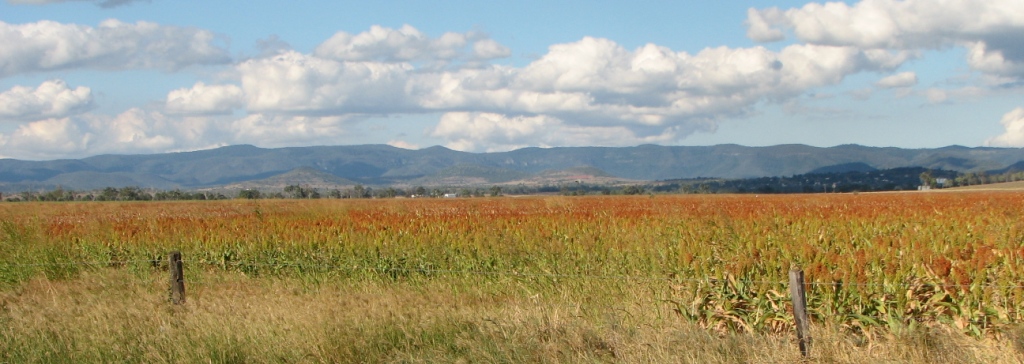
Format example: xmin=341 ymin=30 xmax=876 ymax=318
xmin=0 ymin=259 xmax=157 ymax=267
xmin=5 ymin=258 xmax=1024 ymax=290
xmin=1 ymin=257 xmax=1022 ymax=361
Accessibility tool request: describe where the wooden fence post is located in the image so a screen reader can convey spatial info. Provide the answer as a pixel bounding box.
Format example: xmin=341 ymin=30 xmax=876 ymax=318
xmin=169 ymin=251 xmax=185 ymax=304
xmin=789 ymin=268 xmax=810 ymax=357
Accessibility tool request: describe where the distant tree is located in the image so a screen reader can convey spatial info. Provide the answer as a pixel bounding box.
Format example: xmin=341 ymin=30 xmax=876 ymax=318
xmin=284 ymin=185 xmax=300 ymax=198
xmin=238 ymin=189 xmax=261 ymax=199
xmin=41 ymin=187 xmax=74 ymax=201
xmin=622 ymin=185 xmax=645 ymax=195
xmin=118 ymin=186 xmax=150 ymax=201
xmin=284 ymin=184 xmax=317 ymax=199
xmin=489 ymin=186 xmax=502 ymax=197
xmin=919 ymin=170 xmax=935 ymax=188
xmin=98 ymin=187 xmax=118 ymax=201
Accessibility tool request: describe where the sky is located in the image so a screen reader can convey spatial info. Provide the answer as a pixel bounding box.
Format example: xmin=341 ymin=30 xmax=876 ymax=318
xmin=1 ymin=0 xmax=1023 ymax=160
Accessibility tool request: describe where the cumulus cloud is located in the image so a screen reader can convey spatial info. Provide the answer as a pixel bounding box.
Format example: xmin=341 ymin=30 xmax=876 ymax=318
xmin=386 ymin=140 xmax=419 ymax=150
xmin=966 ymin=41 xmax=1024 ymax=79
xmin=0 ymin=80 xmax=92 ymax=120
xmin=223 ymin=32 xmax=914 ymax=151
xmin=745 ymin=7 xmax=786 ymax=42
xmin=0 ymin=16 xmax=953 ymax=158
xmin=0 ymin=19 xmax=230 ymax=77
xmin=0 ymin=108 xmax=229 ymax=159
xmin=255 ymin=35 xmax=292 ymax=58
xmin=472 ymin=39 xmax=511 ymax=60
xmin=985 ymin=108 xmax=1024 ymax=147
xmin=875 ymin=71 xmax=918 ymax=88
xmin=313 ymin=25 xmax=509 ymax=65
xmin=165 ymin=82 xmax=244 ymax=114
xmin=431 ymin=112 xmax=694 ymax=152
xmin=923 ymin=86 xmax=985 ymax=104
xmin=1 ymin=117 xmax=91 ymax=159
xmin=229 ymin=113 xmax=354 ymax=147
xmin=238 ymin=51 xmax=415 ymax=114
xmin=102 ymin=108 xmax=176 ymax=150
xmin=747 ymin=0 xmax=1024 ymax=78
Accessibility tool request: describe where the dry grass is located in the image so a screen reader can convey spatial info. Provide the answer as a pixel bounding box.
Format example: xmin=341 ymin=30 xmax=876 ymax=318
xmin=942 ymin=181 xmax=1024 ymax=191
xmin=5 ymin=194 xmax=1024 ymax=362
xmin=1 ymin=268 xmax=1020 ymax=363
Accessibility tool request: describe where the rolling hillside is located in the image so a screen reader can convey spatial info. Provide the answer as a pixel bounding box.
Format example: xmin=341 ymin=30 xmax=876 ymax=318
xmin=1 ymin=144 xmax=1024 ymax=192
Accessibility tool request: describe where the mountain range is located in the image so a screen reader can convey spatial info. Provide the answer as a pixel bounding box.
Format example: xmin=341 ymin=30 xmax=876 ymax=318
xmin=2 ymin=144 xmax=1024 ymax=192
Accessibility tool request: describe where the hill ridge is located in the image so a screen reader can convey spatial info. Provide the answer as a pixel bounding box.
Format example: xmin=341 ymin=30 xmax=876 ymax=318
xmin=1 ymin=144 xmax=1023 ymax=192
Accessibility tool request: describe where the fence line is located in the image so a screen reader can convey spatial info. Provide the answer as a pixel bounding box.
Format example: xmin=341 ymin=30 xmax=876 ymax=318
xmin=1 ymin=253 xmax=1021 ymax=360
xmin=4 ymin=258 xmax=1024 ymax=290
xmin=0 ymin=259 xmax=156 ymax=268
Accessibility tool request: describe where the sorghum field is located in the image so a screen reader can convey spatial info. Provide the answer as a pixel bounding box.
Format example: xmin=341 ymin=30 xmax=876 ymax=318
xmin=2 ymin=192 xmax=1024 ymax=362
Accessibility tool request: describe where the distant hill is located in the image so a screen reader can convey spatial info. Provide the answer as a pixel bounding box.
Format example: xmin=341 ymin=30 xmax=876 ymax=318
xmin=663 ymin=166 xmax=959 ymax=194
xmin=808 ymin=162 xmax=877 ymax=174
xmin=410 ymin=164 xmax=532 ymax=185
xmin=987 ymin=161 xmax=1024 ymax=175
xmin=222 ymin=166 xmax=360 ymax=191
xmin=2 ymin=143 xmax=1024 ymax=192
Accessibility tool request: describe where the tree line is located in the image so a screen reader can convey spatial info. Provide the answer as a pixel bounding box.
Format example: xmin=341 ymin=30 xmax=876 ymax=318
xmin=6 ymin=167 xmax=1024 ymax=202
xmin=4 ymin=187 xmax=230 ymax=202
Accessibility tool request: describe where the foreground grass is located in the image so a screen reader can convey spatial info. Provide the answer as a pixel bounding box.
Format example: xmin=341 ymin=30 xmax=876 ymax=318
xmin=1 ymin=268 xmax=1020 ymax=363
xmin=4 ymin=195 xmax=1024 ymax=361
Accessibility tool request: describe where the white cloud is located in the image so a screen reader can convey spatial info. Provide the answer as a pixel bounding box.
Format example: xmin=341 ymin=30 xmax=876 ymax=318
xmin=986 ymin=108 xmax=1024 ymax=147
xmin=0 ymin=106 xmax=368 ymax=159
xmin=431 ymin=112 xmax=687 ymax=152
xmin=472 ymin=39 xmax=511 ymax=60
xmin=0 ymin=80 xmax=92 ymax=120
xmin=229 ymin=113 xmax=354 ymax=147
xmin=747 ymin=0 xmax=1024 ymax=78
xmin=0 ymin=17 xmax=950 ymax=157
xmin=238 ymin=51 xmax=414 ymax=113
xmin=2 ymin=117 xmax=91 ymax=159
xmin=966 ymin=41 xmax=1024 ymax=79
xmin=227 ymin=33 xmax=915 ymax=151
xmin=101 ymin=108 xmax=176 ymax=150
xmin=313 ymin=25 xmax=508 ymax=65
xmin=387 ymin=140 xmax=419 ymax=150
xmin=165 ymin=82 xmax=244 ymax=114
xmin=924 ymin=88 xmax=948 ymax=104
xmin=923 ymin=86 xmax=985 ymax=104
xmin=875 ymin=71 xmax=918 ymax=88
xmin=0 ymin=19 xmax=230 ymax=77
xmin=0 ymin=108 xmax=229 ymax=159
xmin=515 ymin=37 xmax=627 ymax=92
xmin=745 ymin=7 xmax=786 ymax=42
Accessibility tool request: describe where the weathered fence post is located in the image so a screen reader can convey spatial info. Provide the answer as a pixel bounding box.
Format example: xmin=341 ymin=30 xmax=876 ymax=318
xmin=169 ymin=251 xmax=185 ymax=304
xmin=789 ymin=267 xmax=810 ymax=357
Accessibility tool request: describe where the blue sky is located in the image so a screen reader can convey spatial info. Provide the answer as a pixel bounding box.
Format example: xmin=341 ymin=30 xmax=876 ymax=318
xmin=1 ymin=0 xmax=1022 ymax=160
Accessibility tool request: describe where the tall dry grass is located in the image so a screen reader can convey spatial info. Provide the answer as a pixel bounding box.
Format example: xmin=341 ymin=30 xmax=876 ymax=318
xmin=1 ymin=268 xmax=1021 ymax=363
xmin=3 ymin=194 xmax=1024 ymax=361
